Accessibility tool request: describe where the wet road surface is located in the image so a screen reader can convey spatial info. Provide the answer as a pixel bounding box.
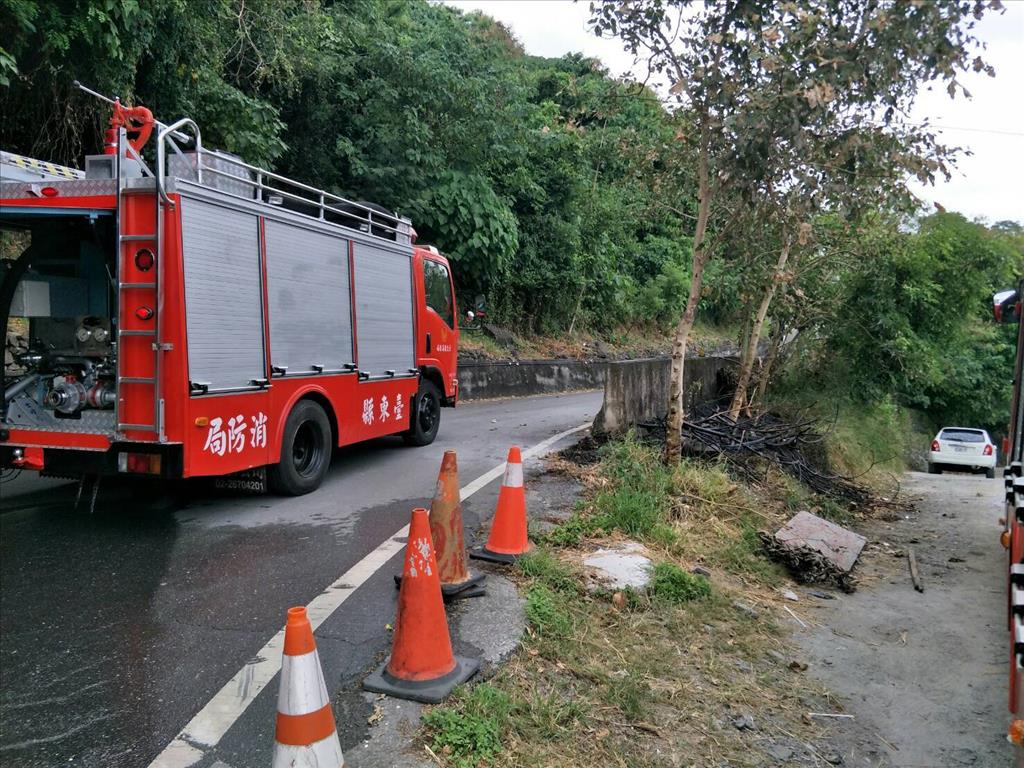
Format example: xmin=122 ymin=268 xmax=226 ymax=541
xmin=0 ymin=391 xmax=601 ymax=767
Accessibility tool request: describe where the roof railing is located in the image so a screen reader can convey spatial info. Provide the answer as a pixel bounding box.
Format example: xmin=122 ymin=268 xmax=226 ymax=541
xmin=156 ymin=121 xmax=411 ymax=240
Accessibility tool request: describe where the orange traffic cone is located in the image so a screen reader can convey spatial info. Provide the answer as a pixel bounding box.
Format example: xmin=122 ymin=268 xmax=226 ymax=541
xmin=365 ymin=507 xmax=479 ymax=703
xmin=273 ymin=606 xmax=344 ymax=768
xmin=395 ymin=451 xmax=485 ymax=599
xmin=471 ymin=446 xmax=531 ymax=564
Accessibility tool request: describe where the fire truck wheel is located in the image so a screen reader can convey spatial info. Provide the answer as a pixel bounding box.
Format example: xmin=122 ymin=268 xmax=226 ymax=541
xmin=268 ymin=400 xmax=332 ymax=495
xmin=404 ymin=380 xmax=441 ymax=447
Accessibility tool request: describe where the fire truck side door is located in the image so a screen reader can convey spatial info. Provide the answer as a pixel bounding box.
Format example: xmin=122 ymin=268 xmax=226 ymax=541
xmin=420 ymin=258 xmax=457 ymax=398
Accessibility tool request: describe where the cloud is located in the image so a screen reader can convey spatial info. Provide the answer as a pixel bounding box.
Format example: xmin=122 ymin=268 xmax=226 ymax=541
xmin=445 ymin=0 xmax=1023 ymax=223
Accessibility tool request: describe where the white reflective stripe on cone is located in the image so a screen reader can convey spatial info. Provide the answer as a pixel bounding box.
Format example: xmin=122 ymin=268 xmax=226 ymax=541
xmin=272 ymin=731 xmax=345 ymax=768
xmin=503 ymin=461 xmax=523 ymax=488
xmin=277 ymin=650 xmax=330 ymax=716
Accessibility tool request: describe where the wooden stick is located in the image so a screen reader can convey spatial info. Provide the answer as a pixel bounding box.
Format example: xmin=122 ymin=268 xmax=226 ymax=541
xmin=784 ymin=605 xmax=808 ymax=628
xmin=907 ymin=548 xmax=924 ymax=592
xmin=807 ymin=712 xmax=855 ymax=720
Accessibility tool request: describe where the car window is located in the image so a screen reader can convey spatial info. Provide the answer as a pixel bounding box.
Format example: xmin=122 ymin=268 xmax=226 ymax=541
xmin=939 ymin=429 xmax=985 ymax=443
xmin=424 ymin=259 xmax=454 ymax=329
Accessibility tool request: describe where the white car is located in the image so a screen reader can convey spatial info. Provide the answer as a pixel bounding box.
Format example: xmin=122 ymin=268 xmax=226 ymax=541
xmin=928 ymin=427 xmax=997 ymax=478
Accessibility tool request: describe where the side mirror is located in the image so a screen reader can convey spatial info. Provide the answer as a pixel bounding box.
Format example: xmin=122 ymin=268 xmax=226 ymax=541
xmin=993 ymin=289 xmax=1020 ymax=324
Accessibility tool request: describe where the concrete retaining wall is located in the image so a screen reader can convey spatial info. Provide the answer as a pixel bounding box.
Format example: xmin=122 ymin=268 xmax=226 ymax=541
xmin=457 ymin=355 xmax=737 ymax=434
xmin=593 ymin=356 xmax=737 ymax=434
xmin=457 ymin=359 xmax=606 ymax=401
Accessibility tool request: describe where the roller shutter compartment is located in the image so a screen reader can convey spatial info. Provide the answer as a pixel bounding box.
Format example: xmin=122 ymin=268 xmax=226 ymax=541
xmin=265 ymin=220 xmax=352 ymax=375
xmin=180 ymin=198 xmax=265 ymax=393
xmin=352 ymin=242 xmax=415 ymax=378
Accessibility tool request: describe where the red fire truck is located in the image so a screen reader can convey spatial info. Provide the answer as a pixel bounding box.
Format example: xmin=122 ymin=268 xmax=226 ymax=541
xmin=1 ymin=94 xmax=461 ymax=496
xmin=994 ymin=284 xmax=1024 ymax=755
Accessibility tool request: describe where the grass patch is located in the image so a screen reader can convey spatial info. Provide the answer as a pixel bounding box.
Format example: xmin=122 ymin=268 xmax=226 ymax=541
xmin=772 ymin=388 xmax=933 ymax=484
xmin=562 ymin=434 xmax=787 ymax=587
xmin=649 ymin=562 xmax=711 ymax=604
xmin=524 ymin=584 xmax=574 ymax=639
xmin=421 ymin=434 xmax=838 ymax=767
xmin=517 ymin=548 xmax=580 ymax=594
xmin=422 ymin=683 xmax=510 ymax=768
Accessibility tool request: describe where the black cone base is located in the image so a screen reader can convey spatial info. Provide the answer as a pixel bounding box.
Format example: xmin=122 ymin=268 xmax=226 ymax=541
xmin=363 ymin=655 xmax=479 ymax=704
xmin=393 ymin=571 xmax=486 ymax=600
xmin=469 ymin=546 xmax=522 ymax=564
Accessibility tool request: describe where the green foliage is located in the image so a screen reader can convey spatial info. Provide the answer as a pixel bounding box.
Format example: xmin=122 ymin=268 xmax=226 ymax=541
xmin=649 ymin=562 xmax=711 ymax=604
xmin=517 ymin=549 xmax=579 ymax=594
xmin=524 ymin=584 xmax=573 ymax=639
xmin=422 ymin=683 xmax=510 ymax=768
xmin=2 ymin=0 xmax=1021 ymax=432
xmin=635 ymin=259 xmax=690 ymax=330
xmin=813 ymin=213 xmax=1024 ymax=432
xmin=409 ymin=171 xmax=518 ymax=297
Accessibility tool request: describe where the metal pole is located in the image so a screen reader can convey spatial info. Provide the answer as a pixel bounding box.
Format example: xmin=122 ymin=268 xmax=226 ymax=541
xmin=72 ymin=80 xmax=190 ymax=143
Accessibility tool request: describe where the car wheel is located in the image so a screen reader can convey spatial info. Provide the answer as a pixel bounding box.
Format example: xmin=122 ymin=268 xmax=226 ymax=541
xmin=268 ymin=400 xmax=332 ymax=495
xmin=987 ymin=467 xmax=996 ymax=479
xmin=927 ymin=463 xmax=941 ymax=475
xmin=403 ymin=380 xmax=441 ymax=447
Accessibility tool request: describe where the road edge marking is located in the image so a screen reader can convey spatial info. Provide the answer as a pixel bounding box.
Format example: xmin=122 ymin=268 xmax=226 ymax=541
xmin=148 ymin=421 xmax=591 ymax=767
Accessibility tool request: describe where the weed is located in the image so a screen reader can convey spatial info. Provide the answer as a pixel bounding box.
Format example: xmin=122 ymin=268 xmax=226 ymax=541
xmin=603 ymin=674 xmax=649 ymax=721
xmin=711 ymin=516 xmax=786 ymax=585
xmin=593 ymin=485 xmax=668 ymax=538
xmin=542 ymin=512 xmax=600 ymax=547
xmin=517 ymin=549 xmax=579 ymax=594
xmin=422 ymin=684 xmax=510 ymax=768
xmin=649 ymin=562 xmax=711 ymax=604
xmin=525 ymin=584 xmax=573 ymax=639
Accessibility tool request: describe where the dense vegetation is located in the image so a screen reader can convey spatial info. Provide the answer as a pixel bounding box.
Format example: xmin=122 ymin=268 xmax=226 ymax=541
xmin=2 ymin=0 xmax=1022 ymax=433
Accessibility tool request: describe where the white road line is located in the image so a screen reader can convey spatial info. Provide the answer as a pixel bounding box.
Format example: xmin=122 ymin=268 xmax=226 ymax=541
xmin=149 ymin=422 xmax=591 ymax=767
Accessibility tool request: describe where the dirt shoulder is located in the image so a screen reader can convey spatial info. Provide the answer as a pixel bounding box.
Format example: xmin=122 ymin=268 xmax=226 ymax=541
xmin=794 ymin=471 xmax=1008 ymax=767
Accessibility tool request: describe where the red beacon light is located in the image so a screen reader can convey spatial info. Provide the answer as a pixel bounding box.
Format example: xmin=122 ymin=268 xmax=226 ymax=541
xmin=134 ymin=248 xmax=155 ymax=272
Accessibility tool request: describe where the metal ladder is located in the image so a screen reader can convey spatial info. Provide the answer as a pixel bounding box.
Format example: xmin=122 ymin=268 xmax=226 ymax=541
xmin=114 ymin=127 xmax=165 ymax=439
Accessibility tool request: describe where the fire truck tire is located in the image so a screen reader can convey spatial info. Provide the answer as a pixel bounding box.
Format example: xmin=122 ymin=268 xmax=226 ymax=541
xmin=404 ymin=380 xmax=441 ymax=447
xmin=268 ymin=400 xmax=332 ymax=495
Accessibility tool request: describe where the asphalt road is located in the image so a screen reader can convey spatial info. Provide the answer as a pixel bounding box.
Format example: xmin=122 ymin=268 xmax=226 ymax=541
xmin=0 ymin=390 xmax=602 ymax=768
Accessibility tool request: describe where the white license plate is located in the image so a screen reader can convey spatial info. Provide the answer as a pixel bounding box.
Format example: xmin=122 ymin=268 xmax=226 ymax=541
xmin=953 ymin=445 xmax=967 ymax=453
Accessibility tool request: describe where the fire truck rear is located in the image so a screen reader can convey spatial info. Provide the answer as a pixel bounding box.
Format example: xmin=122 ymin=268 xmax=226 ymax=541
xmin=1 ymin=92 xmax=460 ymax=495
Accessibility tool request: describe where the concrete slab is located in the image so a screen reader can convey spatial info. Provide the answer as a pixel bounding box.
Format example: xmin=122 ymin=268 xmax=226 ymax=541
xmin=583 ymin=541 xmax=652 ymax=590
xmin=774 ymin=511 xmax=867 ymax=573
xmin=348 ymin=695 xmax=432 ymax=768
xmin=454 ymin=573 xmax=525 ymax=666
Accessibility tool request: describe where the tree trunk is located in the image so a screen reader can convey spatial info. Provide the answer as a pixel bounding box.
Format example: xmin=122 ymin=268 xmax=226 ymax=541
xmin=753 ymin=319 xmax=786 ymax=410
xmin=727 ymin=238 xmax=791 ymax=419
xmin=665 ymin=147 xmax=712 ymax=464
xmin=567 ymin=281 xmax=586 ymax=335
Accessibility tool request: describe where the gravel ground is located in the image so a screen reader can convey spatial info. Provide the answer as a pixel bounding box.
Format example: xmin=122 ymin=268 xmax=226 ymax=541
xmin=793 ymin=471 xmax=1009 ymax=767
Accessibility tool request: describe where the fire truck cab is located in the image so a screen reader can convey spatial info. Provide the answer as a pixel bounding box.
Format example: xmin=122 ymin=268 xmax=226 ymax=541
xmin=1 ymin=108 xmax=460 ymax=495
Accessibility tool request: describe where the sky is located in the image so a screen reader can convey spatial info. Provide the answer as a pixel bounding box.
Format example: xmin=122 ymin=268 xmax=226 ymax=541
xmin=446 ymin=0 xmax=1024 ymax=224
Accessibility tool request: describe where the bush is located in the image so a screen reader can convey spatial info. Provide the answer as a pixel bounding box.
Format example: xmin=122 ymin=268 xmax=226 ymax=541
xmin=649 ymin=562 xmax=711 ymax=604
